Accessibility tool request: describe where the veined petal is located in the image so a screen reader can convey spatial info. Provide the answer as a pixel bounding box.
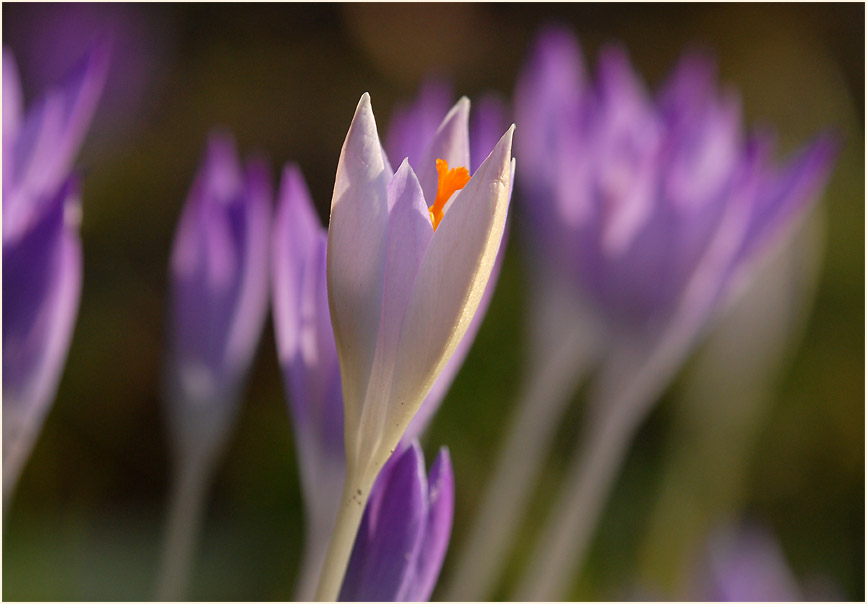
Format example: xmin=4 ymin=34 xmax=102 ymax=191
xmin=389 ymin=126 xmax=514 ymax=430
xmin=402 ymin=447 xmax=455 ymax=602
xmin=417 ymin=97 xmax=471 ymax=204
xmin=328 ymin=93 xmax=392 ymax=428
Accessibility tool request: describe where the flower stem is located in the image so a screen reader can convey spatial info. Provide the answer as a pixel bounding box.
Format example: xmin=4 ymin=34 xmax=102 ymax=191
xmin=314 ymin=471 xmax=371 ymax=602
xmin=512 ymin=324 xmax=697 ymax=601
xmin=441 ymin=324 xmax=591 ymax=601
xmin=155 ymin=454 xmax=212 ymax=601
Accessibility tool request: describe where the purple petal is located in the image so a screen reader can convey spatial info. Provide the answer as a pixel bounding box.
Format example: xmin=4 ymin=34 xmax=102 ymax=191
xmin=738 ymin=133 xmax=838 ymax=263
xmin=3 ymin=177 xmax=82 ymax=416
xmin=416 ymin=98 xmax=471 ymax=205
xmin=164 ymin=131 xmax=271 ymax=461
xmin=402 ymin=447 xmax=455 ymax=602
xmin=386 ymin=78 xmax=453 ymax=170
xmin=469 ymin=93 xmax=508 ymax=175
xmin=340 ymin=442 xmax=428 ymax=601
xmin=4 ymin=41 xmax=109 ymax=240
xmin=514 ymin=25 xmax=586 ymax=183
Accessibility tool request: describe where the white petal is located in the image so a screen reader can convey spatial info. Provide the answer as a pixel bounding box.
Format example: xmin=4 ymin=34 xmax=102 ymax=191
xmin=328 ymin=93 xmax=392 ymax=423
xmin=417 ymin=97 xmax=471 ymax=203
xmin=389 ymin=125 xmax=514 ymax=430
xmin=353 ymin=160 xmax=433 ymax=454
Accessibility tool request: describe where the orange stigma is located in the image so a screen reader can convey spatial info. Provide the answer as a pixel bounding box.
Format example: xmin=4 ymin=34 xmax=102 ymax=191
xmin=429 ymin=159 xmax=470 ymax=231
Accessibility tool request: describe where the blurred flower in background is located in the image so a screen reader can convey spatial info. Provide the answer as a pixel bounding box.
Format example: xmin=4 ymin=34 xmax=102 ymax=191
xmin=686 ymin=521 xmax=842 ymax=602
xmin=158 ymin=132 xmax=271 ymax=600
xmin=2 ymin=43 xmax=108 ymax=509
xmin=449 ymin=24 xmax=837 ymax=601
xmin=3 ymin=2 xmax=175 ymax=147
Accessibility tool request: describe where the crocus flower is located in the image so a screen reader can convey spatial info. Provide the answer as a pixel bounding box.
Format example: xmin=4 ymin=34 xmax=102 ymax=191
xmin=515 ymin=27 xmax=837 ymax=344
xmin=273 ymin=83 xmax=508 ymax=600
xmin=157 ymin=131 xmax=270 ymax=601
xmin=2 ymin=44 xmax=108 ymax=505
xmin=340 ymin=442 xmax=453 ymax=602
xmin=163 ymin=131 xmax=270 ymax=467
xmin=314 ymin=92 xmax=513 ymax=600
xmin=504 ymin=26 xmax=837 ymax=601
xmin=329 ymin=92 xmax=513 ymax=483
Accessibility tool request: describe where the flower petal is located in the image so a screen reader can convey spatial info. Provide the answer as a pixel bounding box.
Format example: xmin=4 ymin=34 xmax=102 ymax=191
xmin=340 ymin=442 xmax=428 ymax=601
xmin=417 ymin=97 xmax=471 ymax=204
xmin=353 ymin=160 xmax=432 ymax=458
xmin=738 ymin=133 xmax=838 ymax=262
xmin=328 ymin=93 xmax=392 ymax=427
xmin=3 ymin=177 xmax=81 ymax=415
xmin=389 ymin=126 xmax=514 ymax=427
xmin=272 ymin=164 xmax=325 ymax=365
xmin=402 ymin=447 xmax=455 ymax=602
xmin=385 ymin=78 xmax=453 ymax=171
xmin=469 ymin=93 xmax=507 ymax=174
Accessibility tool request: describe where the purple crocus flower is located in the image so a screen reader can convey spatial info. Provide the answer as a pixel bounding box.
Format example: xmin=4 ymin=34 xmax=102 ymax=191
xmin=157 ymin=131 xmax=271 ymax=601
xmin=164 ymin=130 xmax=271 ymax=468
xmin=340 ymin=442 xmax=453 ymax=602
xmin=272 ymin=84 xmax=508 ymax=600
xmin=2 ymin=44 xmax=108 ymax=504
xmin=515 ymin=26 xmax=837 ymax=343
xmin=502 ymin=27 xmax=837 ymax=601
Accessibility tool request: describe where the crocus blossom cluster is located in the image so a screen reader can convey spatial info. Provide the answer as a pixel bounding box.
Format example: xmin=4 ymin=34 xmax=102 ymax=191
xmin=164 ymin=131 xmax=271 ymax=469
xmin=515 ymin=26 xmax=836 ymax=344
xmin=2 ymin=44 xmax=108 ymax=502
xmin=272 ymin=86 xmax=510 ymax=600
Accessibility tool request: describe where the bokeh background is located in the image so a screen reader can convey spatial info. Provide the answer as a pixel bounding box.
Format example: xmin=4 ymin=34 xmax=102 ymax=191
xmin=2 ymin=3 xmax=863 ymax=601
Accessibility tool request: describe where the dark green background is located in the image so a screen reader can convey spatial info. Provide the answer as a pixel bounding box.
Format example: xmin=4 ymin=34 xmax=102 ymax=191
xmin=3 ymin=3 xmax=864 ymax=600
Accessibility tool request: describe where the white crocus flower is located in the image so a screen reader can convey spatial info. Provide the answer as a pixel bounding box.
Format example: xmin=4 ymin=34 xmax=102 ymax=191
xmin=315 ymin=92 xmax=514 ymax=601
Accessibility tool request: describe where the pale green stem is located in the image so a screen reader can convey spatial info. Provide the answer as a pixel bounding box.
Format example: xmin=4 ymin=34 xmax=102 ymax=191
xmin=512 ymin=324 xmax=697 ymax=601
xmin=314 ymin=469 xmax=374 ymax=602
xmin=441 ymin=324 xmax=591 ymax=601
xmin=155 ymin=454 xmax=212 ymax=601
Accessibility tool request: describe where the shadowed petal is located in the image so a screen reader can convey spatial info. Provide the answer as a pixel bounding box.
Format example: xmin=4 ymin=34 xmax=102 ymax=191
xmin=417 ymin=97 xmax=471 ymax=204
xmin=390 ymin=126 xmax=513 ymax=428
xmin=353 ymin=160 xmax=432 ymax=457
xmin=328 ymin=93 xmax=392 ymax=429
